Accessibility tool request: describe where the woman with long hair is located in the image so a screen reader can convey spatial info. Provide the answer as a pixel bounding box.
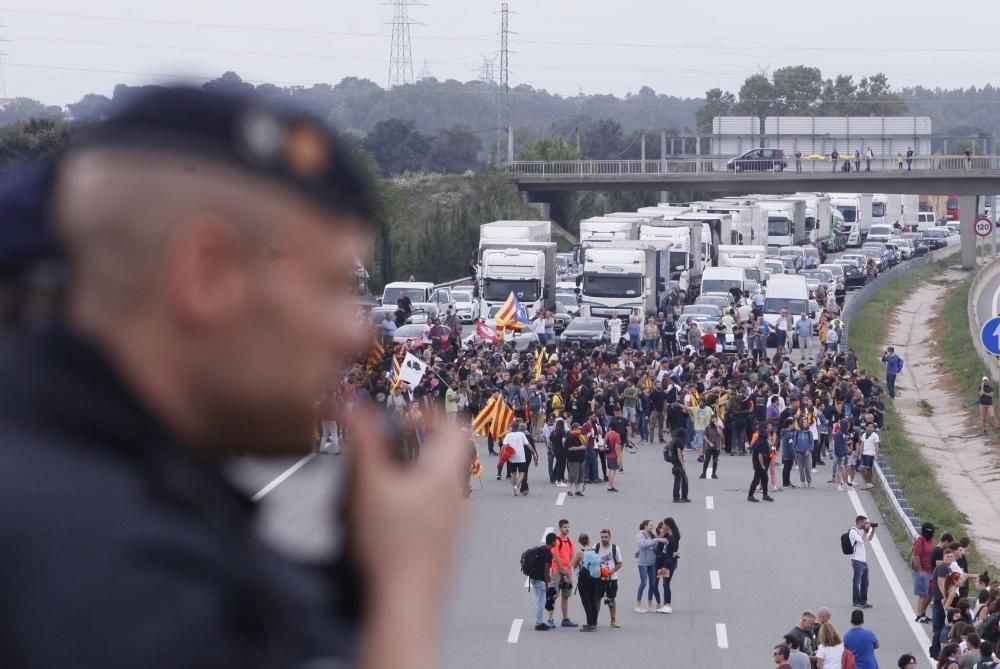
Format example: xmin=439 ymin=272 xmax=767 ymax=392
xmin=814 ymin=622 xmax=844 ymax=669
xmin=634 ymin=520 xmax=664 ymax=613
xmin=936 ymin=643 xmax=960 ymax=669
xmin=551 ymin=419 xmax=567 ymax=487
xmin=979 ymin=377 xmax=1000 ymax=432
xmin=657 ymin=517 xmax=681 ymax=613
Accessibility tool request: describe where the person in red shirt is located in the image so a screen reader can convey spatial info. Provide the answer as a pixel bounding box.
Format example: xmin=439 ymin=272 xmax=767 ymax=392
xmin=547 ymin=519 xmax=578 ymax=628
xmin=605 ymin=429 xmax=622 ymax=492
xmin=911 ymin=522 xmax=936 ymax=623
xmin=701 ymin=330 xmax=717 ymax=356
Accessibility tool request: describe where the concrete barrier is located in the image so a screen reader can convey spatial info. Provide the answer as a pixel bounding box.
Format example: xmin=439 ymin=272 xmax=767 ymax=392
xmin=967 ymin=256 xmax=1000 ymax=385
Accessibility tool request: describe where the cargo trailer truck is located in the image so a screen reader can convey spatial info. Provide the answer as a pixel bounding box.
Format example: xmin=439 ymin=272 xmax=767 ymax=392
xmin=759 ymin=199 xmax=807 ymax=248
xmin=477 ymin=242 xmax=556 ymax=319
xmin=578 ymin=241 xmax=667 ymax=326
xmin=638 ymin=221 xmax=704 ymax=300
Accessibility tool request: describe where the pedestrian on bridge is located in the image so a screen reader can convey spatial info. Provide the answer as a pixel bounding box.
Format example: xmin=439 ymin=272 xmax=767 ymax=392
xmin=865 ymin=147 xmax=874 ymax=172
xmin=854 ymin=150 xmax=862 ymax=172
xmin=831 ymin=149 xmax=840 ymax=172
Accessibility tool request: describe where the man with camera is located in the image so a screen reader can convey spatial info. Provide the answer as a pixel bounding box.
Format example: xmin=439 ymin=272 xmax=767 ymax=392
xmin=849 ymin=515 xmax=878 ymax=609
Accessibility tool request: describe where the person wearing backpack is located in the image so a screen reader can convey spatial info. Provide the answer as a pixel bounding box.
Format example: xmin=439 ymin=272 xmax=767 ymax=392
xmin=574 ymin=533 xmax=603 ymax=632
xmin=521 ymin=533 xmax=558 ymax=631
xmin=845 ymin=516 xmax=877 ymax=609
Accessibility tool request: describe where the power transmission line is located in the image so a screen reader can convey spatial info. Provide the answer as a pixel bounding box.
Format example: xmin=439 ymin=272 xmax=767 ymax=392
xmin=385 ymin=0 xmax=424 ymax=88
xmin=496 ymin=2 xmax=511 ymax=163
xmin=418 ymin=59 xmax=433 ymax=80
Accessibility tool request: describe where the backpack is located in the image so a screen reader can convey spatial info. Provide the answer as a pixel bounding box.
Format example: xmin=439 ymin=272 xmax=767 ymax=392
xmin=842 ymin=648 xmax=857 ymax=669
xmin=840 ymin=529 xmax=856 ymax=556
xmin=520 ymin=545 xmax=549 ymax=583
xmin=529 ymin=391 xmax=542 ymax=412
xmin=581 ymin=548 xmax=602 ymax=579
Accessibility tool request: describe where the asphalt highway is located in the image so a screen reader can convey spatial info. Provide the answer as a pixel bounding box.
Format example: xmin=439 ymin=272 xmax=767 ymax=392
xmin=231 ymin=441 xmax=934 ymax=668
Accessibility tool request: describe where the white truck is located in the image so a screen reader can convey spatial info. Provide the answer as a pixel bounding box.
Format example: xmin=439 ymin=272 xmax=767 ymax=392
xmin=872 ymin=194 xmax=888 ymax=228
xmin=790 ymin=193 xmax=832 ymax=245
xmin=830 ymin=193 xmax=874 ymax=244
xmin=579 ymin=241 xmax=669 ymax=324
xmin=886 ymin=194 xmax=919 ymax=230
xmin=718 ymin=245 xmax=767 ymax=287
xmin=479 ymin=220 xmax=550 ymax=244
xmin=579 ymin=216 xmax=641 ymax=243
xmin=478 ymin=242 xmax=557 ymax=320
xmin=759 ymin=199 xmax=807 ymax=248
xmin=638 ymin=221 xmax=704 ymax=300
xmin=696 ymin=199 xmax=767 ymax=247
xmin=673 ymin=212 xmax=732 ymax=268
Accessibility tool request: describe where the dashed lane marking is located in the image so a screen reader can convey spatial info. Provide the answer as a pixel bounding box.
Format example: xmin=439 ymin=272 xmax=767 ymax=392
xmin=710 ymin=570 xmax=721 ymax=590
xmin=251 ymin=454 xmax=316 ymax=502
xmin=707 ymin=530 xmax=717 ymax=547
xmin=705 ymin=496 xmax=715 ymax=510
xmin=507 ymin=618 xmax=523 ymax=643
xmin=716 ymin=623 xmax=729 ymax=649
xmin=556 ymin=492 xmax=566 ymax=506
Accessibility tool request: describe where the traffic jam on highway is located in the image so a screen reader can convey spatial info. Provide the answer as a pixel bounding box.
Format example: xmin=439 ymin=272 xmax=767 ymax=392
xmin=370 ymin=192 xmax=960 ymax=360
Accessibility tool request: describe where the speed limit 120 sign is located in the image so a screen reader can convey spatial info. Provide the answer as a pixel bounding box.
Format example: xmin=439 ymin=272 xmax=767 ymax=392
xmin=975 ymin=216 xmax=993 ymax=237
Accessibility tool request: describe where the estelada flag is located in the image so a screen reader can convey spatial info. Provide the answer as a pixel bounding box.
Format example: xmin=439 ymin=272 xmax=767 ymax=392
xmin=495 ymin=291 xmax=529 ymax=332
xmin=476 ymin=320 xmax=502 ymax=344
xmin=472 ymin=395 xmax=500 ymax=436
xmin=390 ymin=355 xmax=403 ymax=391
xmin=490 ymin=400 xmax=515 ymax=441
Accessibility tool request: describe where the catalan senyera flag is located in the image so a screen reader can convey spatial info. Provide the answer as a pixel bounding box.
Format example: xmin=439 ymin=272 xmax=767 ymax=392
xmin=533 ymin=350 xmax=545 ymax=382
xmin=472 ymin=395 xmax=500 ymax=436
xmin=390 ymin=355 xmax=403 ymax=391
xmin=366 ymin=339 xmax=385 ymax=371
xmin=489 ymin=399 xmax=516 ymax=441
xmin=470 ymin=450 xmax=483 ymax=480
xmin=494 ymin=291 xmax=530 ymax=332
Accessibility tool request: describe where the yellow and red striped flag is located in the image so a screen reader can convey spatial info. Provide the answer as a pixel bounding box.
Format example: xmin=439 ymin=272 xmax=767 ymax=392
xmin=390 ymin=355 xmax=403 ymax=391
xmin=472 ymin=395 xmax=500 ymax=436
xmin=490 ymin=399 xmax=516 ymax=441
xmin=366 ymin=339 xmax=385 ymax=371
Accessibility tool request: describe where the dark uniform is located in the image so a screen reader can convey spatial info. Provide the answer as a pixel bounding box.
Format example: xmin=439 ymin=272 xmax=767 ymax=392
xmin=0 ymin=87 xmax=372 ymax=668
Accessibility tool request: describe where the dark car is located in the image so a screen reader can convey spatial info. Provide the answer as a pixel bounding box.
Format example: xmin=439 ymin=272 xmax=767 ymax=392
xmin=839 ymin=263 xmax=867 ymax=288
xmin=921 ymin=228 xmax=949 ymax=250
xmin=902 ymin=233 xmax=930 ymax=256
xmin=727 ymin=148 xmax=787 ymax=173
xmin=553 ymin=303 xmax=573 ymax=334
xmin=559 ymin=317 xmax=608 ymax=347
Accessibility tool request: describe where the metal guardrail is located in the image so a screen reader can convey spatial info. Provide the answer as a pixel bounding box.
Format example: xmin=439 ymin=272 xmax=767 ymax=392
xmin=506 ymin=155 xmax=1000 ymax=178
xmin=839 ymin=241 xmax=959 ymax=540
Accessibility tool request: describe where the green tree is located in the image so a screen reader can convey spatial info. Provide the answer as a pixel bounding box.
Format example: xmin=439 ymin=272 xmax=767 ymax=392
xmin=771 ymin=66 xmax=823 ymax=115
xmin=0 ymin=118 xmax=76 ymax=170
xmin=66 ymin=94 xmax=112 ymax=123
xmin=518 ymin=136 xmax=582 ymax=161
xmin=362 ymin=118 xmax=432 ymax=176
xmin=695 ymin=88 xmax=735 ymax=133
xmin=580 ymin=118 xmax=625 ymax=159
xmin=0 ymin=98 xmax=64 ymax=126
xmin=734 ymin=74 xmax=775 ymax=129
xmin=428 ymin=124 xmax=482 ymax=173
xmin=203 ymin=71 xmax=254 ymax=95
xmin=819 ymin=74 xmax=858 ymax=115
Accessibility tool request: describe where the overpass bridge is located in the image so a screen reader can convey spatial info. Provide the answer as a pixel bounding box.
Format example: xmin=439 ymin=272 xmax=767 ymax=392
xmin=505 ymin=155 xmax=1000 ymax=196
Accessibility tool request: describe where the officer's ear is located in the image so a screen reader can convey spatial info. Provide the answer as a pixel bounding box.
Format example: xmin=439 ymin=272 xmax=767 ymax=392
xmin=164 ymin=213 xmax=251 ymax=327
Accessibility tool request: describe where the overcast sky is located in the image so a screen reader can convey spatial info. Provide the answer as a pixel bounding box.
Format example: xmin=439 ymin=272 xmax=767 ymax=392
xmin=2 ymin=0 xmax=998 ymax=106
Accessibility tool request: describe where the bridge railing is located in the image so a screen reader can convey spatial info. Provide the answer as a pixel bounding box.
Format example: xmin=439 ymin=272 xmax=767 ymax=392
xmin=505 ymin=155 xmax=1000 ymax=177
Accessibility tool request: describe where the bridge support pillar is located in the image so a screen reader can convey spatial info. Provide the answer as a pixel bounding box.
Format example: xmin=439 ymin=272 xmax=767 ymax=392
xmin=960 ymin=195 xmax=979 ymax=269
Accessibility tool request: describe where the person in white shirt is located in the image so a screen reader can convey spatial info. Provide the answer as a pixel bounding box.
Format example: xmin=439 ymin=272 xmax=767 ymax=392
xmin=814 ymin=621 xmax=845 ymax=669
xmin=858 ymin=422 xmax=880 ymax=490
xmin=849 ymin=514 xmax=877 ymax=608
xmin=503 ymin=422 xmax=537 ymax=496
xmin=532 ymin=315 xmax=547 ymax=346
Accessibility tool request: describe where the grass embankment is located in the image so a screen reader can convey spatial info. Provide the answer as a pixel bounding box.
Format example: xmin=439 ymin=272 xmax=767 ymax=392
xmin=937 ymin=274 xmax=999 ymax=413
xmin=849 ymin=253 xmax=998 ymax=578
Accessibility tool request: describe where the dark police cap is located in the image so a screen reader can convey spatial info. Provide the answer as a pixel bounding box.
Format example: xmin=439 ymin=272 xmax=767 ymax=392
xmin=0 ymin=86 xmax=375 ymax=271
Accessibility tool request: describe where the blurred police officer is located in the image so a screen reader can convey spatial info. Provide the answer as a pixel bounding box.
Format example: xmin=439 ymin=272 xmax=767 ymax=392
xmin=0 ymin=87 xmax=466 ymax=669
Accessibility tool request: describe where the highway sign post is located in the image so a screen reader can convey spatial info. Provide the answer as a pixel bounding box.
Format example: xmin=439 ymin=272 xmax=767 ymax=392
xmin=975 ymin=215 xmax=993 ymax=237
xmin=981 ymin=317 xmax=1000 ymax=355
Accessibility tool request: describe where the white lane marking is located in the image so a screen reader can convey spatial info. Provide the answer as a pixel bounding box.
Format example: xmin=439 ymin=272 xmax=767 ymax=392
xmin=556 ymin=492 xmax=566 ymax=506
xmin=507 ymin=618 xmax=523 ymax=643
xmin=710 ymin=570 xmax=721 ymax=590
xmin=846 ymin=489 xmax=932 ymax=659
xmin=992 ymin=279 xmax=1000 ymax=318
xmin=707 ymin=530 xmax=717 ymax=547
xmin=705 ymin=496 xmax=715 ymax=510
xmin=716 ymin=623 xmax=729 ymax=649
xmin=251 ymin=454 xmax=315 ymax=502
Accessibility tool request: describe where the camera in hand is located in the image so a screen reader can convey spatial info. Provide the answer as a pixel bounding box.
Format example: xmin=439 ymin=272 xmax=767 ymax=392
xmin=869 ymin=522 xmax=879 ymax=528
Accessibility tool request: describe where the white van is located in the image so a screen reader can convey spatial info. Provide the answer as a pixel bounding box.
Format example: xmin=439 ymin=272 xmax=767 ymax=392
xmin=867 ymin=224 xmax=893 ymax=244
xmin=701 ymin=267 xmax=746 ymax=296
xmin=762 ymin=274 xmax=810 ymax=338
xmin=914 ymin=212 xmax=936 ymax=232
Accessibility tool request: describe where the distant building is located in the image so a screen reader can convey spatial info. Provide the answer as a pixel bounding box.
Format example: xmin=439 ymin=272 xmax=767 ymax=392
xmin=711 ymin=116 xmax=933 ymax=169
